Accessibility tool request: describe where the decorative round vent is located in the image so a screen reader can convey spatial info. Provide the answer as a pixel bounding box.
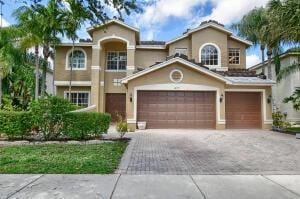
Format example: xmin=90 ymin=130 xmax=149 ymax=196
xmin=170 ymin=69 xmax=183 ymax=83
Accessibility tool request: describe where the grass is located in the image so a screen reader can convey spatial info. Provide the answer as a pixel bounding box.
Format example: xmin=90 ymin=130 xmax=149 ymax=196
xmin=0 ymin=142 xmax=128 ymax=174
xmin=286 ymin=127 xmax=300 ymax=133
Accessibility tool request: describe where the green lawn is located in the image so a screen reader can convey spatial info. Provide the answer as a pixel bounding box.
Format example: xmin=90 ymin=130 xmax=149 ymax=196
xmin=0 ymin=142 xmax=128 ymax=174
xmin=286 ymin=127 xmax=300 ymax=133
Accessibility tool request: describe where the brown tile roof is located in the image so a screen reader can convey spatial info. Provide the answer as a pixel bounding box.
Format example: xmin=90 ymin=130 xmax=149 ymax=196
xmin=134 ymin=53 xmax=265 ymax=78
xmin=139 ymin=41 xmax=166 ymax=45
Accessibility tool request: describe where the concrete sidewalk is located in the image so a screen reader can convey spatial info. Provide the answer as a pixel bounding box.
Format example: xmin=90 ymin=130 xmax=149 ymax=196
xmin=1 ymin=175 xmax=300 ymax=199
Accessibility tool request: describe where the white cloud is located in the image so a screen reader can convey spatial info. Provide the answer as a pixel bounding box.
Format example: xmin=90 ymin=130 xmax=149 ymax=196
xmin=1 ymin=17 xmax=10 ymax=27
xmin=132 ymin=0 xmax=269 ymax=40
xmin=246 ymin=54 xmax=261 ymax=68
xmin=199 ymin=0 xmax=269 ymax=25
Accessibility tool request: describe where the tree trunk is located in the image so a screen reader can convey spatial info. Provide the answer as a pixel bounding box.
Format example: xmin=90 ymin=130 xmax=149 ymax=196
xmin=41 ymin=45 xmax=50 ymax=97
xmin=261 ymin=44 xmax=265 ymax=75
xmin=35 ymin=45 xmax=39 ymax=100
xmin=267 ymin=48 xmax=273 ymax=79
xmin=68 ymin=40 xmax=75 ymax=101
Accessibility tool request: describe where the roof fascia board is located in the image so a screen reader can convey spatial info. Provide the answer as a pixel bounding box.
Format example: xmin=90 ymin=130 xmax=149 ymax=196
xmin=136 ymin=45 xmax=166 ymax=50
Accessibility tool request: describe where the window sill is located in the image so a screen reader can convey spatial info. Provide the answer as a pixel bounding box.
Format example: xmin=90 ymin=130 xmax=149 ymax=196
xmin=105 ymin=70 xmax=127 ymax=72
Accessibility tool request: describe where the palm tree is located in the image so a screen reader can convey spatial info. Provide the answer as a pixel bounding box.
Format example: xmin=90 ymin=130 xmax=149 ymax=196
xmin=268 ymin=0 xmax=300 ymax=81
xmin=231 ymin=8 xmax=268 ymax=75
xmin=63 ymin=0 xmax=90 ymax=100
xmin=13 ymin=2 xmax=43 ymax=100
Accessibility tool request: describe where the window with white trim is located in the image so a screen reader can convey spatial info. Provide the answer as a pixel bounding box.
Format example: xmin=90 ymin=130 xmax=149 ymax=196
xmin=68 ymin=50 xmax=86 ymax=69
xmin=228 ymin=48 xmax=240 ymax=65
xmin=107 ymin=51 xmax=127 ymax=70
xmin=175 ymin=48 xmax=187 ymax=56
xmin=201 ymin=45 xmax=219 ymax=66
xmin=64 ymin=91 xmax=90 ymax=107
xmin=113 ymin=79 xmax=122 ymax=86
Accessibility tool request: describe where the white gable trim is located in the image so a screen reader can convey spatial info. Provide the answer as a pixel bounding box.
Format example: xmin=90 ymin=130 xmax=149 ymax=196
xmin=121 ymin=57 xmax=232 ymax=84
xmin=87 ymin=19 xmax=139 ymax=33
xmin=166 ymin=22 xmax=251 ymax=46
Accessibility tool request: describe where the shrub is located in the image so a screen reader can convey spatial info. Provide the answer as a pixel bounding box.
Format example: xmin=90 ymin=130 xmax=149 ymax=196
xmin=30 ymin=96 xmax=75 ymax=140
xmin=272 ymin=111 xmax=291 ymax=129
xmin=116 ymin=115 xmax=128 ymax=138
xmin=62 ymin=112 xmax=111 ymax=140
xmin=0 ymin=111 xmax=32 ymax=139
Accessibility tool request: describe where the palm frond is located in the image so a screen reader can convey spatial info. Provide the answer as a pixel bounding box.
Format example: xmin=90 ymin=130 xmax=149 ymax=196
xmin=277 ymin=63 xmax=300 ymax=82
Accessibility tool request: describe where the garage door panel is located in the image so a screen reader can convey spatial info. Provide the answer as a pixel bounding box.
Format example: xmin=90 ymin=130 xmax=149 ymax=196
xmin=137 ymin=91 xmax=216 ymax=129
xmin=226 ymin=92 xmax=261 ymax=129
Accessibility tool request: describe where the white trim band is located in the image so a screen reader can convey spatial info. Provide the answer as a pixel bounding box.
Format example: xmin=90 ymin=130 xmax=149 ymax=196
xmin=54 ymin=81 xmax=92 ymax=86
xmin=92 ymin=65 xmax=101 ymax=70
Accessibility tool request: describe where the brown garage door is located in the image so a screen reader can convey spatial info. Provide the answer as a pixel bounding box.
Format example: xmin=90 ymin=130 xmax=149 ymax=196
xmin=106 ymin=93 xmax=126 ymax=122
xmin=137 ymin=91 xmax=216 ymax=129
xmin=225 ymin=92 xmax=261 ymax=129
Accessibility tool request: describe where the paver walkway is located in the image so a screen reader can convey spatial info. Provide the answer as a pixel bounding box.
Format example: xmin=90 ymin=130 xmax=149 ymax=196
xmin=1 ymin=174 xmax=300 ymax=199
xmin=119 ymin=129 xmax=300 ymax=175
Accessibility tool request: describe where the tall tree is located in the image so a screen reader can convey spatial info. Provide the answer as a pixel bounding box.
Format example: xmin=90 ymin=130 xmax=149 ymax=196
xmin=269 ymin=0 xmax=300 ymax=82
xmin=63 ymin=0 xmax=90 ymax=99
xmin=13 ymin=2 xmax=42 ymax=100
xmin=231 ymin=8 xmax=268 ymax=75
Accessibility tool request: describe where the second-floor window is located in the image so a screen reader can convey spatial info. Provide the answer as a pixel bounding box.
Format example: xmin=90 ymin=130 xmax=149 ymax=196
xmin=68 ymin=50 xmax=86 ymax=69
xmin=228 ymin=48 xmax=240 ymax=65
xmin=175 ymin=48 xmax=187 ymax=56
xmin=200 ymin=44 xmax=219 ymax=66
xmin=107 ymin=51 xmax=127 ymax=70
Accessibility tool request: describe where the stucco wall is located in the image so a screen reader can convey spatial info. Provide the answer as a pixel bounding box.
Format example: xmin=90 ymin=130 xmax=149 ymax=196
xmin=191 ymin=27 xmax=228 ymax=66
xmin=55 ymin=46 xmax=92 ymax=81
xmin=255 ymin=55 xmax=300 ymax=123
xmin=168 ymin=37 xmax=192 ymax=58
xmin=228 ymin=38 xmax=246 ymax=68
xmin=135 ymin=49 xmax=167 ymax=68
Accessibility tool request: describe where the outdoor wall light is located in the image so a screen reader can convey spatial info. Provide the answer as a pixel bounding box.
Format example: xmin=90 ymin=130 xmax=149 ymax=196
xmin=267 ymin=95 xmax=272 ymax=104
xmin=130 ymin=93 xmax=133 ymax=102
xmin=220 ymin=93 xmax=224 ymax=103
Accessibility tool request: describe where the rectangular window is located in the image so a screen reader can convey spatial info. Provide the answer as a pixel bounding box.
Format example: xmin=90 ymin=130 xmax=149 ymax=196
xmin=64 ymin=91 xmax=90 ymax=107
xmin=175 ymin=48 xmax=187 ymax=55
xmin=107 ymin=51 xmax=127 ymax=70
xmin=228 ymin=48 xmax=240 ymax=65
xmin=113 ymin=79 xmax=122 ymax=86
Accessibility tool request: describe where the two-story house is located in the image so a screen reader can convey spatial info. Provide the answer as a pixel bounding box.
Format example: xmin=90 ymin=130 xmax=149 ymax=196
xmin=54 ymin=20 xmax=274 ymax=130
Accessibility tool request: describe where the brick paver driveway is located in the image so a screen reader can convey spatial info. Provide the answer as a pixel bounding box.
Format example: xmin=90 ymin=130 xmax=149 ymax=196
xmin=119 ymin=129 xmax=300 ymax=175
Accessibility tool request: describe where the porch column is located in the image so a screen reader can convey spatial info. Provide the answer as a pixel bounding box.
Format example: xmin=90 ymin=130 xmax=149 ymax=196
xmin=91 ymin=45 xmax=101 ymax=112
xmin=127 ymin=45 xmax=135 ymax=75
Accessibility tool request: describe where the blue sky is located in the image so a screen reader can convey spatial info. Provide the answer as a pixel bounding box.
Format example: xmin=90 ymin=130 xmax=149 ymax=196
xmin=1 ymin=0 xmax=273 ymax=67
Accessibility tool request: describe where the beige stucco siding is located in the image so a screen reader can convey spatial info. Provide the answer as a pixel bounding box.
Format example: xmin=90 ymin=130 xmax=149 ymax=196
xmin=56 ymin=86 xmax=91 ymax=97
xmin=55 ymin=46 xmax=92 ymax=81
xmin=105 ymin=72 xmax=127 ymax=93
xmin=227 ymin=39 xmax=246 ymax=68
xmin=92 ymin=24 xmax=136 ymax=46
xmin=168 ymin=37 xmax=192 ymax=58
xmin=135 ymin=49 xmax=167 ymax=68
xmin=191 ymin=27 xmax=228 ymax=66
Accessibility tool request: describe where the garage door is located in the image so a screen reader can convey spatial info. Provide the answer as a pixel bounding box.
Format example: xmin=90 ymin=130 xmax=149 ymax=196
xmin=225 ymin=92 xmax=261 ymax=129
xmin=137 ymin=91 xmax=216 ymax=129
xmin=106 ymin=93 xmax=126 ymax=122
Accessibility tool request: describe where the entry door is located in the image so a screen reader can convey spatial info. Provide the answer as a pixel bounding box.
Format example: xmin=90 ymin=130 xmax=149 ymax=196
xmin=106 ymin=93 xmax=126 ymax=122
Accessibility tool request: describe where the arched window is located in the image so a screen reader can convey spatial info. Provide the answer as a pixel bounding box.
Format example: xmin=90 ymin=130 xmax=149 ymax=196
xmin=67 ymin=50 xmax=86 ymax=69
xmin=200 ymin=44 xmax=220 ymax=66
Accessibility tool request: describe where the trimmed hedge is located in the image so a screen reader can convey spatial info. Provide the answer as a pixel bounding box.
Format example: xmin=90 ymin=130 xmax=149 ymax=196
xmin=62 ymin=112 xmax=111 ymax=140
xmin=0 ymin=111 xmax=32 ymax=139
